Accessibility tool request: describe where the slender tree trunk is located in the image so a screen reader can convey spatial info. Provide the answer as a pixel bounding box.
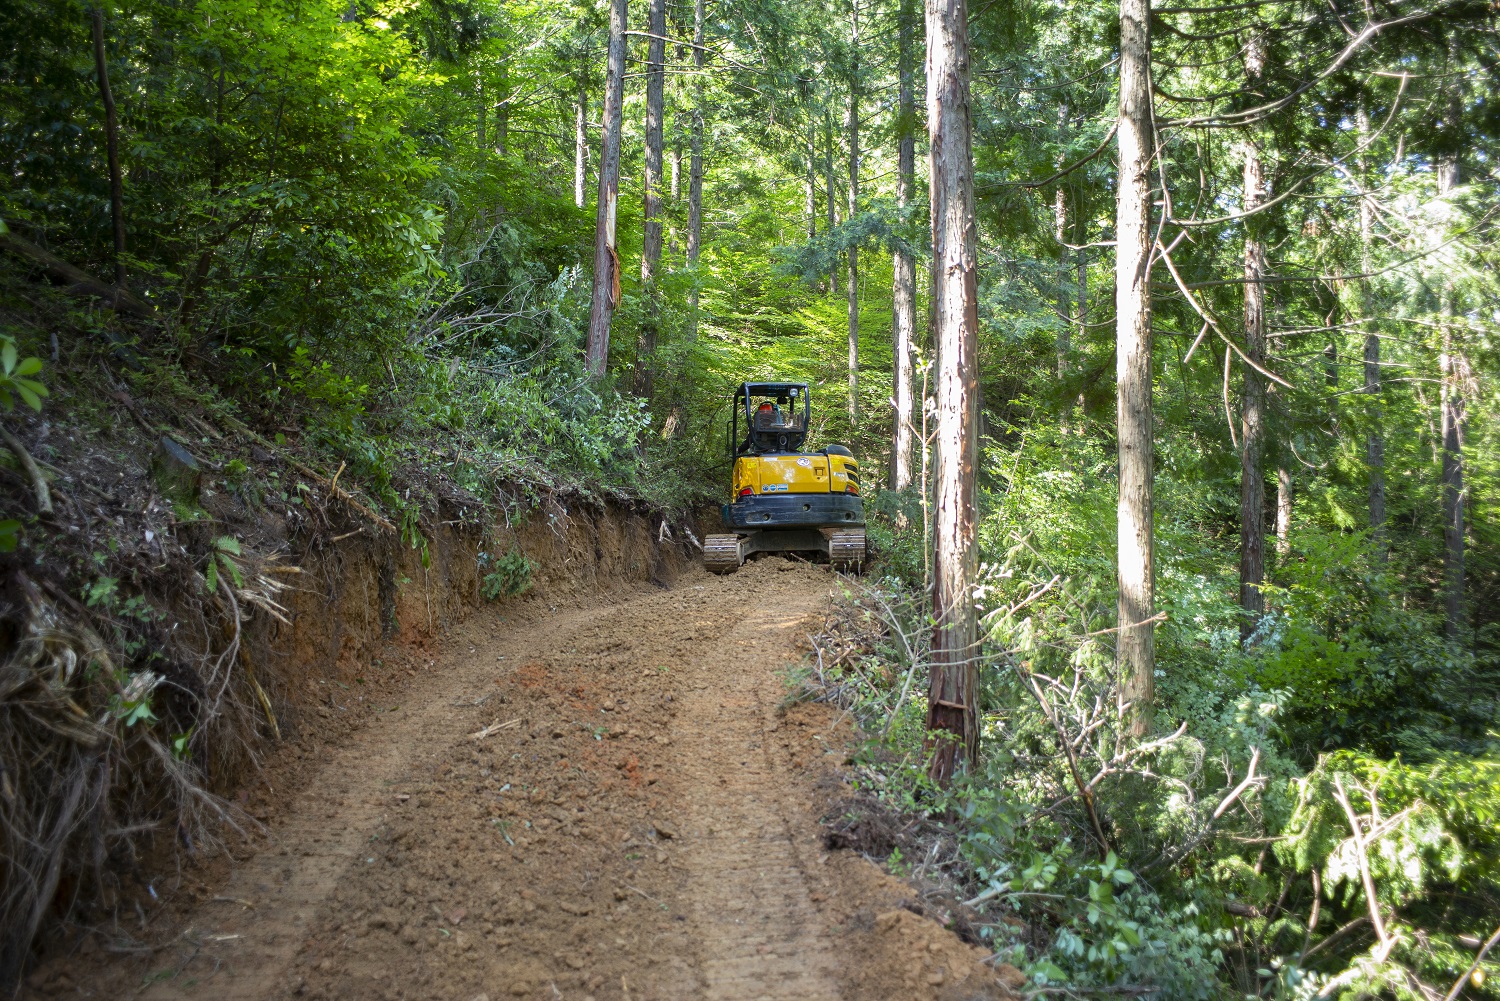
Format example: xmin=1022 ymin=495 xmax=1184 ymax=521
xmin=1055 ymin=185 xmax=1070 ymax=381
xmin=826 ymin=111 xmax=837 ymax=293
xmin=671 ymin=143 xmax=681 ymax=202
xmin=1076 ymin=248 xmax=1087 ymax=345
xmin=586 ymin=0 xmax=626 ymax=378
xmin=925 ymin=0 xmax=980 ymax=785
xmin=1438 ymin=157 xmax=1465 ymax=637
xmin=890 ymin=0 xmax=916 ymax=491
xmin=91 ymin=7 xmax=126 ymax=288
xmin=633 ymin=0 xmax=667 ymax=399
xmin=476 ymin=71 xmax=486 ymax=153
xmin=1238 ymin=37 xmax=1267 ymax=642
xmin=685 ymin=0 xmax=705 ymax=341
xmin=1276 ymin=467 xmax=1292 ymax=555
xmin=1116 ymin=0 xmax=1155 ymax=736
xmin=1358 ymin=105 xmax=1385 ymax=557
xmin=846 ymin=1 xmax=861 ymax=425
xmin=805 ymin=113 xmax=818 ymax=241
xmin=575 ymin=95 xmax=588 ymax=209
xmin=1073 ymin=195 xmax=1087 ymax=420
xmin=496 ymin=61 xmax=509 ymax=156
xmin=843 ymin=2 xmax=862 ymax=425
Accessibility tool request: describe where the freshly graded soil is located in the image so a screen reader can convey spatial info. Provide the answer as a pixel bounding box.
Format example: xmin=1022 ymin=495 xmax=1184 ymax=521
xmin=30 ymin=558 xmax=1018 ymax=1001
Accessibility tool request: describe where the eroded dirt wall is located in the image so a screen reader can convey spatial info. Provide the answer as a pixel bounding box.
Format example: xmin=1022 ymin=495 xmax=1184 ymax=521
xmin=235 ymin=493 xmax=694 ymax=774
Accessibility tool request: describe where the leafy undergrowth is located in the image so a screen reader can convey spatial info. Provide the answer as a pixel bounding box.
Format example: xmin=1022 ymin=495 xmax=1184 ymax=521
xmin=798 ymin=539 xmax=1500 ymax=1001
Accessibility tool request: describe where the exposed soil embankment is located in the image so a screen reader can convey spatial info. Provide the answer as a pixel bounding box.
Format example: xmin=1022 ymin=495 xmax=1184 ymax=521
xmin=239 ymin=492 xmax=695 ymax=757
xmin=23 ymin=556 xmax=1021 ymax=1001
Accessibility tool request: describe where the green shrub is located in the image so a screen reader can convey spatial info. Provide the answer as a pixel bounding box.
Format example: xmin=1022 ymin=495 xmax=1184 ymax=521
xmin=480 ymin=549 xmax=536 ymax=600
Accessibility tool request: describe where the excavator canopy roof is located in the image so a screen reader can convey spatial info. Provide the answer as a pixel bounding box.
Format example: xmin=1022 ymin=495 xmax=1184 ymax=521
xmin=740 ymin=381 xmax=807 ymax=396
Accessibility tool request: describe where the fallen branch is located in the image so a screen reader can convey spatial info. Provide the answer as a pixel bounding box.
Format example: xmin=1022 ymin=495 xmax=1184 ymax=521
xmin=0 ymin=425 xmax=53 ymax=517
xmin=470 ymin=717 xmax=522 ymax=740
xmin=0 ymin=229 xmax=156 ymax=318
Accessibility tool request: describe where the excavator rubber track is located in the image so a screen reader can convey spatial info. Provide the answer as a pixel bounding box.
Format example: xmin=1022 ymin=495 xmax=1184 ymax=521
xmin=828 ymin=528 xmax=866 ymax=571
xmin=703 ymin=533 xmax=744 ymax=574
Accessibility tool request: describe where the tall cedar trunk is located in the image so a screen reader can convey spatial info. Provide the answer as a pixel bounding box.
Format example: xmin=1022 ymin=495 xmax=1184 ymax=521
xmin=575 ymin=95 xmax=588 ymax=209
xmin=685 ymin=0 xmax=705 ymax=341
xmin=633 ymin=0 xmax=667 ymax=399
xmin=1116 ymin=0 xmax=1155 ymax=735
xmin=1438 ymin=157 xmax=1465 ymax=637
xmin=805 ymin=114 xmax=818 ymax=241
xmin=1358 ymin=105 xmax=1385 ymax=556
xmin=845 ymin=0 xmax=861 ymax=425
xmin=1076 ymin=248 xmax=1087 ymax=346
xmin=1276 ymin=467 xmax=1292 ymax=555
xmin=1238 ymin=37 xmax=1267 ymax=642
xmin=1073 ymin=185 xmax=1087 ymax=418
xmin=585 ymin=0 xmax=626 ymax=378
xmin=826 ymin=112 xmax=837 ymax=292
xmin=1055 ymin=185 xmax=1070 ymax=380
xmin=496 ymin=61 xmax=508 ymax=156
xmin=91 ymin=8 xmax=126 ymax=288
xmin=890 ymin=0 xmax=917 ymax=491
xmin=925 ymin=0 xmax=981 ymax=784
xmin=668 ymin=19 xmax=686 ymax=257
xmin=476 ymin=72 xmax=486 ymax=152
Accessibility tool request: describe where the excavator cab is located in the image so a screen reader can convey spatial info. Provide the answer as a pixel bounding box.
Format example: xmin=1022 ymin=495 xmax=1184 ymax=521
xmin=732 ymin=383 xmax=809 ymax=455
xmin=704 ymin=382 xmax=866 ymax=573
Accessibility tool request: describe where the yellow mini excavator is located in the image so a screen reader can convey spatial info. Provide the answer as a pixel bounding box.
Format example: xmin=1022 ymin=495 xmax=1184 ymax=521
xmin=704 ymin=382 xmax=866 ymax=573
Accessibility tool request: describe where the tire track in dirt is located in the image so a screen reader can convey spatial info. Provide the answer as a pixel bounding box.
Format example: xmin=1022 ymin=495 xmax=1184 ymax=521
xmin=133 ymin=599 xmax=626 ymax=1001
xmin=49 ymin=558 xmax=1020 ymax=1001
xmin=670 ymin=602 xmax=842 ymax=1001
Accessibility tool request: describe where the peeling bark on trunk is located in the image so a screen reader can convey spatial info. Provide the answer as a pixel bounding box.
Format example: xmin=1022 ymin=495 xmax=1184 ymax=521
xmin=633 ymin=0 xmax=668 ymax=399
xmin=1238 ymin=37 xmax=1267 ymax=642
xmin=1116 ymin=0 xmax=1155 ymax=735
xmin=890 ymin=0 xmax=916 ymax=492
xmin=91 ymin=8 xmax=126 ymax=288
xmin=586 ymin=0 xmax=627 ymax=378
xmin=925 ymin=0 xmax=980 ymax=784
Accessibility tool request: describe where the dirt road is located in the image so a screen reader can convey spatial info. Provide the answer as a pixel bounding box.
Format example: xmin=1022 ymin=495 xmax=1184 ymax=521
xmin=42 ymin=559 xmax=1014 ymax=1001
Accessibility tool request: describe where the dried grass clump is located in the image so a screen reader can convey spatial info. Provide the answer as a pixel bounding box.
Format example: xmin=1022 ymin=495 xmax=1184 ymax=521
xmin=0 ymin=567 xmax=272 ymax=993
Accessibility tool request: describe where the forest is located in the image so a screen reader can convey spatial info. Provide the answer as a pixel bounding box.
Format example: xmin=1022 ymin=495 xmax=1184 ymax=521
xmin=1 ymin=0 xmax=1498 ymax=995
